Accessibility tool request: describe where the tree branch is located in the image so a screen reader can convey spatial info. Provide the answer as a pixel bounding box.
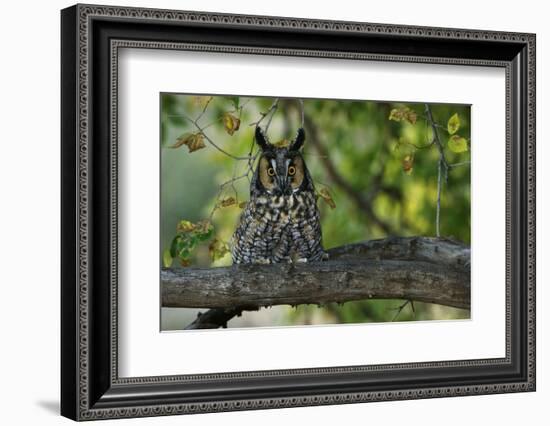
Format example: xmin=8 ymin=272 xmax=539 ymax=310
xmin=425 ymin=104 xmax=449 ymax=237
xmin=162 ymin=237 xmax=471 ymax=329
xmin=183 ymin=307 xmax=251 ymax=330
xmin=301 ymin=114 xmax=395 ymax=234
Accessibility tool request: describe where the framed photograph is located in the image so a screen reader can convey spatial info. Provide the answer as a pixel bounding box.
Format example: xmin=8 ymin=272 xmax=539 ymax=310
xmin=61 ymin=3 xmax=536 ymax=421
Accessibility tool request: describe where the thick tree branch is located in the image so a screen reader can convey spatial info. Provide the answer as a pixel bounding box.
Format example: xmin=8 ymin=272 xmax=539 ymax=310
xmin=162 ymin=237 xmax=471 ymax=329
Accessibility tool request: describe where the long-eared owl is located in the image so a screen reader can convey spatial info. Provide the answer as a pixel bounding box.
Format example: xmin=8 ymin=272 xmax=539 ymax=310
xmin=231 ymin=127 xmax=326 ymax=264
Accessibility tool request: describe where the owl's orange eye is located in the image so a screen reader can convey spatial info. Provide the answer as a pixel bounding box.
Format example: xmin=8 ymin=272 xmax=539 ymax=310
xmin=288 ymin=166 xmax=296 ymax=176
xmin=267 ymin=167 xmax=275 ymax=176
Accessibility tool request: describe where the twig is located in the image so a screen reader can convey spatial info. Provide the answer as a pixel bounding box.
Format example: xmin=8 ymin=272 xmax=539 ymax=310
xmin=264 ymin=100 xmax=279 ymax=131
xmin=391 ymin=300 xmax=415 ymax=322
xmin=209 ymin=99 xmax=281 ymax=217
xmin=246 ymin=99 xmax=279 ymax=178
xmin=425 ymin=104 xmax=450 ymax=237
xmin=195 ymin=96 xmax=214 ymax=123
xmin=209 ymin=172 xmax=250 ymax=219
xmin=396 ymin=137 xmax=435 ymax=151
xmin=449 ymin=161 xmax=471 ymax=168
xmin=436 ymin=160 xmax=442 ymax=237
xmin=249 ymin=98 xmax=279 ymax=129
xmin=180 ymin=115 xmax=252 ymax=161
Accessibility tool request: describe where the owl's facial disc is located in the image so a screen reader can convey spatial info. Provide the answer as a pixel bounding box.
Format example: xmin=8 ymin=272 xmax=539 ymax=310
xmin=258 ymin=151 xmax=305 ymax=196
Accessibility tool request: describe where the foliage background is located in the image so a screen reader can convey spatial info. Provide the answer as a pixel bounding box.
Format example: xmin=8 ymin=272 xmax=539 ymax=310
xmin=160 ymin=94 xmax=471 ymax=330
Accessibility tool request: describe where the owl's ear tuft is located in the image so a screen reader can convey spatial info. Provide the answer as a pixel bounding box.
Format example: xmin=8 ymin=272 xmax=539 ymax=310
xmin=290 ymin=128 xmax=305 ymax=151
xmin=255 ymin=127 xmax=271 ymax=151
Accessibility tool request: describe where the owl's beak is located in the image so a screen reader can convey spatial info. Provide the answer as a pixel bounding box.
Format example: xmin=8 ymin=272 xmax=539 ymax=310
xmin=276 ymin=176 xmax=292 ymax=196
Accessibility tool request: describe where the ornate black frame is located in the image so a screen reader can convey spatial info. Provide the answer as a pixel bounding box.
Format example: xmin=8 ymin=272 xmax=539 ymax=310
xmin=61 ymin=3 xmax=536 ymax=421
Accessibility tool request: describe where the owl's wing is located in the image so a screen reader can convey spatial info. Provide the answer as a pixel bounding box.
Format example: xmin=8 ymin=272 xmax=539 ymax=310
xmin=231 ymin=203 xmax=269 ymax=264
xmin=289 ymin=192 xmax=325 ymax=262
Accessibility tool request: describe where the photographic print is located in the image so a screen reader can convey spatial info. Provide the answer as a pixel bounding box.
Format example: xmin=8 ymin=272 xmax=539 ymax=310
xmin=61 ymin=6 xmax=535 ymax=418
xmin=160 ymin=94 xmax=471 ymax=330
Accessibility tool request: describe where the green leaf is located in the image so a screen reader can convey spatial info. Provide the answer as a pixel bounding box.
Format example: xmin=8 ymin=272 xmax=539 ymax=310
xmin=179 ymin=250 xmax=190 ymax=259
xmin=229 ymin=96 xmax=240 ymax=109
xmin=175 ymin=238 xmax=187 ymax=254
xmin=162 ymin=249 xmax=173 ymax=268
xmin=448 ymin=135 xmax=468 ymax=153
xmin=195 ymin=220 xmax=214 ymax=241
xmin=197 ymin=228 xmax=213 ymax=241
xmin=169 ymin=236 xmax=179 ymax=257
xmin=190 ymin=235 xmax=201 ymax=249
xmin=447 ymin=113 xmax=460 ymax=135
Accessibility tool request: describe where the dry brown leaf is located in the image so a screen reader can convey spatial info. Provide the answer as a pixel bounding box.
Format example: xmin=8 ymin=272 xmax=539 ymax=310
xmin=209 ymin=239 xmax=230 ymax=261
xmin=318 ymin=187 xmax=336 ymax=209
xmin=218 ymin=197 xmax=237 ymax=208
xmin=402 ymin=154 xmax=414 ymax=174
xmin=170 ymin=133 xmax=206 ymax=153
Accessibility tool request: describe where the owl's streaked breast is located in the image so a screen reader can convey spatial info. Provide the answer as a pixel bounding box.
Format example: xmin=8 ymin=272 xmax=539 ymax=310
xmin=231 ymin=192 xmax=324 ymax=264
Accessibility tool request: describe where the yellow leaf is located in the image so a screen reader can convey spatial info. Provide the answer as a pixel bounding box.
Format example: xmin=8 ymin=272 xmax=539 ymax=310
xmin=176 ymin=220 xmax=195 ymax=233
xmin=162 ymin=249 xmax=172 ymax=268
xmin=318 ymin=187 xmax=336 ymax=209
xmin=447 ymin=113 xmax=460 ymax=135
xmin=406 ymin=110 xmax=417 ymax=124
xmin=209 ymin=239 xmax=230 ymax=261
xmin=222 ymin=113 xmax=241 ymax=136
xmin=389 ymin=109 xmax=400 ymax=121
xmin=389 ymin=107 xmax=417 ymax=124
xmin=448 ymin=135 xmax=468 ymax=153
xmin=195 ymin=219 xmax=213 ymax=234
xmin=402 ymin=154 xmax=414 ymax=174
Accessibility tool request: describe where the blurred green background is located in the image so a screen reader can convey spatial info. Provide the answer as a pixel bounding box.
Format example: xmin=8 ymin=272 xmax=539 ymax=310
xmin=160 ymin=94 xmax=471 ymax=330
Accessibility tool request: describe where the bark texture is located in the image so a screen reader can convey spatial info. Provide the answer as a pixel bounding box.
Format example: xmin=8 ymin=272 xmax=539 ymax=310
xmin=161 ymin=237 xmax=471 ymax=315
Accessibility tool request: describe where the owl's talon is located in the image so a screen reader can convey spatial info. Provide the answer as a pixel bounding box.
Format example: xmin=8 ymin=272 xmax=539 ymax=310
xmin=296 ymin=257 xmax=308 ymax=263
xmin=253 ymin=258 xmax=271 ymax=265
xmin=322 ymin=252 xmax=329 ymax=261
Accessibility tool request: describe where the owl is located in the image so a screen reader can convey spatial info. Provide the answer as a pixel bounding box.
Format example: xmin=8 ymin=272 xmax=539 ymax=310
xmin=231 ymin=127 xmax=326 ymax=264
